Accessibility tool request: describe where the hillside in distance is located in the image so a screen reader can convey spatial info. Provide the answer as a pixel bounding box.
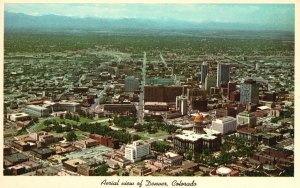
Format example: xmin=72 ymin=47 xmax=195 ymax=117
xmin=4 ymin=12 xmax=294 ymax=40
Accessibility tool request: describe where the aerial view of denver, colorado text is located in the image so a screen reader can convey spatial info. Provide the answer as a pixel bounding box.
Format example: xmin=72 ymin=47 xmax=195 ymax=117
xmin=3 ymin=4 xmax=294 ymax=177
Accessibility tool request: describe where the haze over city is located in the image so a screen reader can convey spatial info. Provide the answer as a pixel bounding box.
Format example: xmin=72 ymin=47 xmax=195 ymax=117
xmin=5 ymin=4 xmax=295 ymax=31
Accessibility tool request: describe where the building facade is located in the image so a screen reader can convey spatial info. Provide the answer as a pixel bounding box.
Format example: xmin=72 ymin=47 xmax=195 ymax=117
xmin=125 ymin=76 xmax=139 ymax=92
xmin=176 ymin=95 xmax=188 ymax=115
xmin=217 ymin=63 xmax=230 ymax=87
xmin=200 ymin=62 xmax=209 ymax=84
xmin=211 ymin=116 xmax=237 ymax=134
xmin=144 ymin=85 xmax=183 ymax=102
xmin=205 ymin=73 xmax=217 ymax=92
xmin=173 ymin=129 xmax=221 ymax=155
xmin=240 ymin=79 xmax=259 ymax=104
xmin=125 ymin=140 xmax=150 ymax=162
xmin=25 ymin=105 xmax=49 ymax=117
xmin=236 ymin=111 xmax=257 ymax=127
xmin=157 ymin=152 xmax=183 ymax=167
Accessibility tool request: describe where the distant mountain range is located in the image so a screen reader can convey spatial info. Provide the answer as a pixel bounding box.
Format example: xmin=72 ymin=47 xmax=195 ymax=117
xmin=5 ymin=11 xmax=293 ymax=33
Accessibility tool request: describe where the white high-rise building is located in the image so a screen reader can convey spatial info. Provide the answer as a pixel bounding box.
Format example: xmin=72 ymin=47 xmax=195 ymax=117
xmin=176 ymin=95 xmax=188 ymax=115
xmin=125 ymin=140 xmax=150 ymax=162
xmin=211 ymin=116 xmax=237 ymax=135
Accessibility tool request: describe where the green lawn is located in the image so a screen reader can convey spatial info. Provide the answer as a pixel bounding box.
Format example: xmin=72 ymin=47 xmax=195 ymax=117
xmin=33 ymin=122 xmax=47 ymax=132
xmin=33 ymin=118 xmax=78 ymax=132
xmin=137 ymin=130 xmax=169 ymax=141
xmin=79 ymin=117 xmax=95 ymax=123
xmin=54 ymin=118 xmax=78 ymax=125
xmin=75 ymin=130 xmax=87 ymax=140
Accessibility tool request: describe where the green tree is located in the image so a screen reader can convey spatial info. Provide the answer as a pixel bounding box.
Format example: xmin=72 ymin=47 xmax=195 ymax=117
xmin=93 ymin=164 xmax=109 ymax=176
xmin=185 ymin=151 xmax=193 ymax=160
xmin=132 ymin=134 xmax=141 ymax=141
xmin=119 ymin=171 xmax=129 ymax=176
xmin=151 ymin=141 xmax=170 ymax=153
xmin=54 ymin=125 xmax=63 ymax=133
xmin=66 ymin=131 xmax=77 ymax=141
xmin=134 ymin=123 xmax=144 ymax=132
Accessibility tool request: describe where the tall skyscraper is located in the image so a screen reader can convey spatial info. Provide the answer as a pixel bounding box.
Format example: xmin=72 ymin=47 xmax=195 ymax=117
xmin=205 ymin=73 xmax=217 ymax=92
xmin=240 ymin=79 xmax=259 ymax=104
xmin=217 ymin=63 xmax=230 ymax=87
xmin=200 ymin=62 xmax=208 ymax=84
xmin=125 ymin=76 xmax=139 ymax=92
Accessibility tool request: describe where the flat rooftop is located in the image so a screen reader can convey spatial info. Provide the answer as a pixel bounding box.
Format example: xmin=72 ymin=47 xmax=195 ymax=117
xmin=26 ymin=105 xmax=48 ymax=110
xmin=164 ymin=152 xmax=178 ymax=158
xmin=65 ymin=145 xmax=113 ymax=162
xmin=175 ymin=130 xmax=216 ymax=141
xmin=214 ymin=116 xmax=236 ymax=123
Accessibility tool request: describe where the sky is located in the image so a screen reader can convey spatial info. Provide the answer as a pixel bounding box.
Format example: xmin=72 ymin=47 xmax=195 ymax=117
xmin=5 ymin=4 xmax=295 ymax=30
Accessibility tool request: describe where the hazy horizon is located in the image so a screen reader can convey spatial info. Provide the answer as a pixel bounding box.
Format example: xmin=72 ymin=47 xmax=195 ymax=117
xmin=5 ymin=3 xmax=295 ymax=32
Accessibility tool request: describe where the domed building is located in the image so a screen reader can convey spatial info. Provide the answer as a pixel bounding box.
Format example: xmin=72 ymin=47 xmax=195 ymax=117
xmin=193 ymin=113 xmax=206 ymax=133
xmin=194 ymin=114 xmax=204 ymax=122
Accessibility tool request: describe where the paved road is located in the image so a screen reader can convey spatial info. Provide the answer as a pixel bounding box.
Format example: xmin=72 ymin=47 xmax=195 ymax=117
xmin=159 ymin=52 xmax=168 ymax=68
xmin=89 ymin=118 xmax=111 ymax=124
xmin=224 ymin=55 xmax=253 ymax=68
xmin=90 ymin=83 xmax=111 ymax=111
xmin=148 ymin=134 xmax=171 ymax=143
xmin=137 ymin=52 xmax=147 ymax=124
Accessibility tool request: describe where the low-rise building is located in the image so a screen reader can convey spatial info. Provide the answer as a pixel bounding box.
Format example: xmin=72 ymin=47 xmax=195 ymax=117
xmin=9 ymin=161 xmax=42 ymax=175
xmin=252 ymin=147 xmax=293 ymax=167
xmin=7 ymin=113 xmax=31 ymax=122
xmin=31 ymin=147 xmax=55 ymax=159
xmin=52 ymin=143 xmax=77 ymax=155
xmin=25 ymin=105 xmax=49 ymax=117
xmin=63 ymin=158 xmax=86 ymax=172
xmin=236 ymin=127 xmax=258 ymax=141
xmin=262 ymin=134 xmax=277 ymax=146
xmin=236 ymin=111 xmax=257 ymax=127
xmin=77 ymin=159 xmax=100 ymax=176
xmin=48 ymin=155 xmax=69 ymax=164
xmin=30 ymin=131 xmax=63 ymax=145
xmin=73 ymin=138 xmax=98 ymax=149
xmin=157 ymin=152 xmax=183 ymax=167
xmin=4 ymin=145 xmax=12 ymax=156
xmin=44 ymin=100 xmax=81 ymax=113
xmin=130 ymin=166 xmax=152 ymax=176
xmin=36 ymin=167 xmax=60 ymax=176
xmin=211 ymin=116 xmax=237 ymax=134
xmin=4 ymin=153 xmax=29 ymax=166
xmin=103 ymin=104 xmax=137 ymax=115
xmin=11 ymin=140 xmax=35 ymax=151
xmin=89 ymin=134 xmax=119 ymax=149
xmin=173 ymin=129 xmax=221 ymax=155
xmin=144 ymin=102 xmax=169 ymax=111
xmin=110 ymin=154 xmax=131 ymax=168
